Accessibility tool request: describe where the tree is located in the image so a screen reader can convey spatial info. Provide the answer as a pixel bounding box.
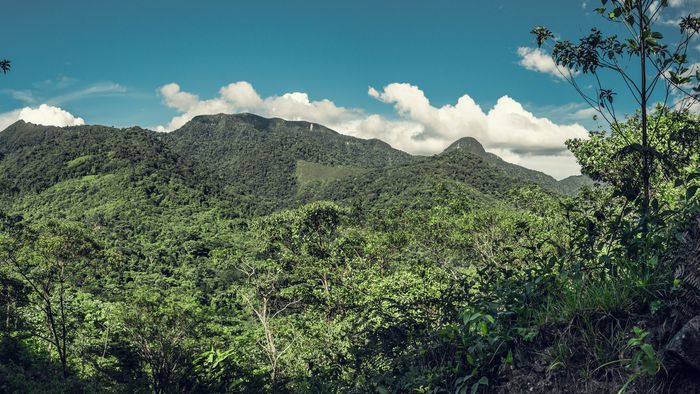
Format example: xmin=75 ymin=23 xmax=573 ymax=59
xmin=233 ymin=202 xmax=348 ymax=388
xmin=0 ymin=59 xmax=9 ymax=74
xmin=0 ymin=221 xmax=99 ymax=378
xmin=236 ymin=257 xmax=299 ymax=388
xmin=121 ymin=292 xmax=199 ymax=394
xmin=567 ymin=110 xmax=700 ymax=197
xmin=531 ymin=1 xmax=700 ymax=243
xmin=252 ymin=201 xmax=348 ymax=301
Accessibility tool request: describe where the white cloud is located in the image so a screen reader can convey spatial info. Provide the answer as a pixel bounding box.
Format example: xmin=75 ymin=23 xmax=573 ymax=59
xmin=363 ymin=83 xmax=588 ymax=155
xmin=219 ymin=81 xmax=263 ymax=108
xmin=572 ymin=107 xmax=597 ymax=118
xmin=517 ymin=47 xmax=576 ymax=80
xmin=156 ymin=81 xmax=589 ymax=179
xmin=656 ymin=0 xmax=700 ymax=24
xmin=4 ymin=89 xmax=37 ymax=104
xmin=157 ymin=82 xmax=359 ymax=131
xmin=0 ymin=104 xmax=85 ymax=131
xmin=667 ymin=0 xmax=700 ymax=7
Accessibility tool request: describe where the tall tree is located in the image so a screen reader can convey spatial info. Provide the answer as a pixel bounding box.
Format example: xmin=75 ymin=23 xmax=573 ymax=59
xmin=0 ymin=221 xmax=99 ymax=378
xmin=531 ymin=0 xmax=700 ymax=249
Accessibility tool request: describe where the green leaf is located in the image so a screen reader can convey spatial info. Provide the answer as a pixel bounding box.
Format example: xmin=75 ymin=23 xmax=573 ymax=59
xmin=376 ymin=386 xmax=390 ymax=394
xmin=687 ymin=185 xmax=699 ymax=200
xmin=480 ymin=321 xmax=489 ymax=336
xmin=471 ymin=377 xmax=489 ymax=394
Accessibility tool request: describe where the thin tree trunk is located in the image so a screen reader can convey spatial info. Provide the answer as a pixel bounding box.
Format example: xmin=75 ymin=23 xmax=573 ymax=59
xmin=639 ymin=1 xmax=650 ymax=257
xmin=59 ymin=263 xmax=68 ymax=378
xmin=5 ymin=300 xmax=10 ymax=331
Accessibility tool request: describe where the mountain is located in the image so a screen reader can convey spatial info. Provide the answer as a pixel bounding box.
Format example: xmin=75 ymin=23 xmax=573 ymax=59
xmin=442 ymin=136 xmax=488 ymax=156
xmin=296 ymin=141 xmax=561 ymax=211
xmin=161 ymin=113 xmax=417 ymax=211
xmin=558 ymin=174 xmax=596 ymax=195
xmin=0 ymin=114 xmax=609 ymax=393
xmin=0 ymin=114 xmax=589 ymax=218
xmin=442 ymin=137 xmax=586 ymax=195
xmin=0 ymin=120 xmax=195 ymax=197
xmin=0 ymin=120 xmax=239 ymax=257
xmin=161 ymin=114 xmax=588 ymax=211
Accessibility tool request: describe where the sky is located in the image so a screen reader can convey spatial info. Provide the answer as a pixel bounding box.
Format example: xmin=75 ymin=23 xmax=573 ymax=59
xmin=1 ymin=0 xmax=699 ymax=179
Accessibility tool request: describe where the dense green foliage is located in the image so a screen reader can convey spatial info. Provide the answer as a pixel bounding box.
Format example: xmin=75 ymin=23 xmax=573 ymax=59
xmin=1 ymin=89 xmax=699 ymax=392
xmin=162 ymin=114 xmax=416 ymax=213
xmin=161 ymin=113 xmax=588 ymax=213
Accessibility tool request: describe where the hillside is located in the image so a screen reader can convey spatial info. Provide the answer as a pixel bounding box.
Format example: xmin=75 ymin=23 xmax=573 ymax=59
xmin=162 ymin=113 xmax=418 ymax=211
xmin=296 ymin=146 xmax=531 ymax=209
xmin=0 ymin=120 xmax=204 ymax=197
xmin=443 ymin=137 xmax=590 ymax=195
xmin=0 ymin=115 xmax=589 ymax=216
xmin=0 ymin=116 xmax=563 ymax=257
xmin=161 ymin=114 xmax=586 ymax=212
xmin=0 ymin=120 xmax=241 ymax=260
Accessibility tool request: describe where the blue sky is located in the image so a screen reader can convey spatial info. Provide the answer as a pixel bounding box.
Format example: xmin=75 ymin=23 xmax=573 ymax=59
xmin=1 ymin=0 xmax=698 ymax=178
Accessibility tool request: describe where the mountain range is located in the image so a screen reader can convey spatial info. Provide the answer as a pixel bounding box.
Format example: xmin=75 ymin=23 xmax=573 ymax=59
xmin=0 ymin=113 xmax=591 ymax=218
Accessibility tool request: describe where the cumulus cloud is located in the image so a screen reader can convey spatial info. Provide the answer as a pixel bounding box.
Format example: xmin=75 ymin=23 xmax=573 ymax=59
xmin=361 ymin=83 xmax=588 ymax=178
xmin=363 ymin=83 xmax=588 ymax=154
xmin=667 ymin=0 xmax=700 ymax=7
xmin=656 ymin=0 xmax=700 ymax=25
xmin=517 ymin=47 xmax=576 ymax=80
xmin=156 ymin=82 xmax=359 ymax=131
xmin=0 ymin=104 xmax=85 ymax=131
xmin=156 ymin=81 xmax=589 ymax=179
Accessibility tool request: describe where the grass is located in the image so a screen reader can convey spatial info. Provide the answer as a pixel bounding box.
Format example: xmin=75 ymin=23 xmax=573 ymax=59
xmin=66 ymin=154 xmax=93 ymax=168
xmin=295 ymin=160 xmax=367 ymax=190
xmin=517 ymin=268 xmax=676 ymax=392
xmin=535 ymin=276 xmax=643 ymax=326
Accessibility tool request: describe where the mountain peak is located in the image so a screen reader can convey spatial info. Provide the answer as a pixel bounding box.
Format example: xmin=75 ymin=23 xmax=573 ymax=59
xmin=1 ymin=120 xmax=30 ymax=133
xmin=188 ymin=112 xmax=266 ymax=126
xmin=443 ymin=137 xmax=486 ymax=156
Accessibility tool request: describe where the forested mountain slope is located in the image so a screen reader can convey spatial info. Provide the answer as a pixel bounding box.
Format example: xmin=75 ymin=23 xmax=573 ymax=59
xmin=161 ymin=113 xmax=418 ymax=211
xmin=0 ymin=120 xmax=206 ymax=198
xmin=0 ymin=115 xmax=570 ymax=266
xmin=0 ymin=120 xmax=241 ymax=262
xmin=0 ymin=115 xmax=590 ymax=220
xmin=296 ymin=146 xmax=532 ymax=209
xmin=443 ymin=137 xmax=591 ymax=195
